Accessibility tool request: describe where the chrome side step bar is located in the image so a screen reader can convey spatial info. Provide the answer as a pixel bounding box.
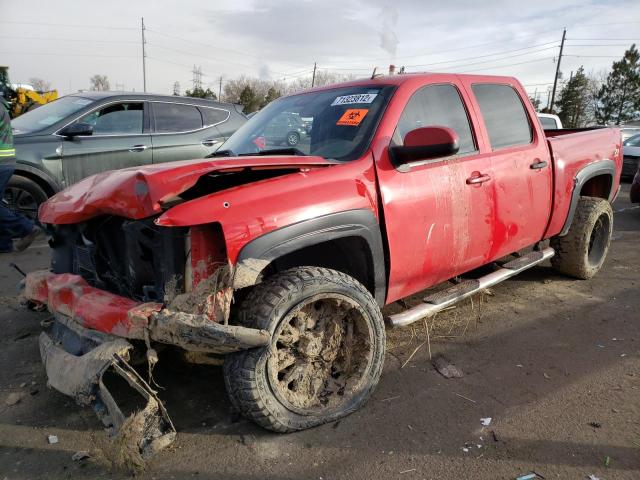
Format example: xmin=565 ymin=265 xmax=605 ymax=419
xmin=387 ymin=247 xmax=555 ymax=328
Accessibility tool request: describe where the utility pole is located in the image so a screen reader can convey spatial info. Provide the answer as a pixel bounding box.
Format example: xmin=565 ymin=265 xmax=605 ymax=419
xmin=311 ymin=62 xmax=317 ymax=87
xmin=141 ymin=17 xmax=147 ymax=93
xmin=549 ymin=28 xmax=566 ymax=114
xmin=218 ymin=76 xmax=223 ymax=100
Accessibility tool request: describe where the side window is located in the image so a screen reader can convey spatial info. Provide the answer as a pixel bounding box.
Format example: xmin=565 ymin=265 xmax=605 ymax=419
xmin=154 ymin=103 xmax=203 ymax=133
xmin=394 ymin=84 xmax=476 ymax=155
xmin=472 ymin=84 xmax=532 ymax=149
xmin=78 ymin=102 xmax=143 ymax=135
xmin=200 ymin=107 xmax=229 ymax=127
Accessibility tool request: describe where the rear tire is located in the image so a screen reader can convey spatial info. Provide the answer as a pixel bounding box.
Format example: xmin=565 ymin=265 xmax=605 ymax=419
xmin=223 ymin=267 xmax=385 ymax=432
xmin=285 ymin=131 xmax=300 ymax=146
xmin=4 ymin=175 xmax=49 ymax=220
xmin=550 ymin=196 xmax=613 ymax=279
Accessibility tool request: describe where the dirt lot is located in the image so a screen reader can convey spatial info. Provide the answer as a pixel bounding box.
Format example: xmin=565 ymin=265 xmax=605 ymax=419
xmin=1 ymin=184 xmax=639 ymax=480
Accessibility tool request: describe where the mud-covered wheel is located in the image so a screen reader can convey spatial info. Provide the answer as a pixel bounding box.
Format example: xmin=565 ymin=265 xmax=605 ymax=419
xmin=224 ymin=267 xmax=385 ymax=432
xmin=550 ymin=196 xmax=613 ymax=279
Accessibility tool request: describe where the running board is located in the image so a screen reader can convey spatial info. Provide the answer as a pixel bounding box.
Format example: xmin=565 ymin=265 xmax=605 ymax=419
xmin=387 ymin=247 xmax=555 ymax=328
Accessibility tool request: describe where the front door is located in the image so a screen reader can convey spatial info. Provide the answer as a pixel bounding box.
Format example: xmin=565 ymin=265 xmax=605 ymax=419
xmin=60 ymin=101 xmax=152 ymax=185
xmin=376 ymin=82 xmax=496 ymax=303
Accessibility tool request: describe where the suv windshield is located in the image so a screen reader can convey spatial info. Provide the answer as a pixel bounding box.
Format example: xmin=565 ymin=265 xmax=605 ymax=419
xmin=11 ymin=95 xmax=95 ymax=134
xmin=220 ymin=85 xmax=394 ymax=160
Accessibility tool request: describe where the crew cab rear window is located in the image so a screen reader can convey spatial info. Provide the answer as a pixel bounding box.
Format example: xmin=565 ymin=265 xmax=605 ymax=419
xmin=154 ymin=102 xmax=203 ymax=133
xmin=394 ymin=84 xmax=476 ymax=155
xmin=472 ymin=84 xmax=532 ymax=149
xmin=200 ymin=107 xmax=230 ymax=127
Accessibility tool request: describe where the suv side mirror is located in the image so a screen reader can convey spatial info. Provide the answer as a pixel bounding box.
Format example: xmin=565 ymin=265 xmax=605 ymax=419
xmin=59 ymin=122 xmax=93 ymax=138
xmin=389 ymin=126 xmax=459 ymax=169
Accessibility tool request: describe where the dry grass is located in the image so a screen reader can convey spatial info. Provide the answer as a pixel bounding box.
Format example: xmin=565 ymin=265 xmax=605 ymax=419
xmin=385 ymin=289 xmax=492 ymax=362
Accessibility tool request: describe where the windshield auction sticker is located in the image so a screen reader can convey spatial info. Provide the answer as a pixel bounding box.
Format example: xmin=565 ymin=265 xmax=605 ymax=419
xmin=337 ymin=109 xmax=369 ymax=126
xmin=331 ymin=93 xmax=378 ymax=106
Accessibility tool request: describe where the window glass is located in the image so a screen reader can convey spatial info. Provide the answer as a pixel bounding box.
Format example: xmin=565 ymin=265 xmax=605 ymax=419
xmin=12 ymin=96 xmax=95 ymax=134
xmin=219 ymin=86 xmax=394 ymax=160
xmin=623 ymin=134 xmax=640 ymax=147
xmin=78 ymin=102 xmax=143 ymax=135
xmin=539 ymin=116 xmax=558 ymax=129
xmin=154 ymin=103 xmax=202 ymax=132
xmin=200 ymin=107 xmax=229 ymax=126
xmin=394 ymin=84 xmax=476 ymax=154
xmin=472 ymin=84 xmax=532 ymax=149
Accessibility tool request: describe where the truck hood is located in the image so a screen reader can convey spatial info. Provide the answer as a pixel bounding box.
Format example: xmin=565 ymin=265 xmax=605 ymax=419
xmin=39 ymin=156 xmax=335 ymax=224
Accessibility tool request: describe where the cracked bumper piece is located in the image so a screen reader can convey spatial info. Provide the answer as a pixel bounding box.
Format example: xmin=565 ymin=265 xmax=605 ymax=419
xmin=39 ymin=332 xmax=176 ymax=460
xmin=26 ymin=270 xmax=271 ymax=353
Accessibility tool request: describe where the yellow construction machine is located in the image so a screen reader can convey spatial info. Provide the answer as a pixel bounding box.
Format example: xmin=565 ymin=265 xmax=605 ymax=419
xmin=0 ymin=66 xmax=58 ymax=118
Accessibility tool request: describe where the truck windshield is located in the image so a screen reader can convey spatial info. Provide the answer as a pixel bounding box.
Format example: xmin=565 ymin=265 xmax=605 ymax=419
xmin=11 ymin=96 xmax=95 ymax=134
xmin=220 ymin=85 xmax=394 ymax=161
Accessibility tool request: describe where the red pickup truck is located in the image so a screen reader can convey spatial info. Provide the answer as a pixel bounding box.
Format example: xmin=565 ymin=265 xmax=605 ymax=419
xmin=25 ymin=73 xmax=622 ymax=460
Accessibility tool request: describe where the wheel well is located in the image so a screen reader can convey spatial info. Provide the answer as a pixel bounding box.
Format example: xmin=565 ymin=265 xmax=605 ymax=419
xmin=580 ymin=174 xmax=612 ymax=200
xmin=261 ymin=236 xmax=376 ymax=295
xmin=13 ymin=170 xmax=56 ymax=197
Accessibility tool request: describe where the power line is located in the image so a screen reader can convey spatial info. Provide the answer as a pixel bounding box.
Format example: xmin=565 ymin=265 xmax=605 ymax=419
xmin=405 ymin=45 xmax=559 ymax=69
xmin=0 ymin=35 xmax=137 ymax=44
xmin=0 ymin=51 xmax=138 ymax=58
xmin=0 ymin=20 xmax=136 ymax=30
xmin=566 ymin=37 xmax=640 ymax=41
xmin=458 ymin=56 xmax=556 ymax=74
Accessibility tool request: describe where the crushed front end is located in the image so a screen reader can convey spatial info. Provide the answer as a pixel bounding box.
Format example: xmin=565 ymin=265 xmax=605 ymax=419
xmin=25 ymin=215 xmax=270 ymax=464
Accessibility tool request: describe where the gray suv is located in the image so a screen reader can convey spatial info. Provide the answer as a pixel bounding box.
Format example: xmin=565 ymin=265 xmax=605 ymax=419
xmin=7 ymin=92 xmax=246 ymax=217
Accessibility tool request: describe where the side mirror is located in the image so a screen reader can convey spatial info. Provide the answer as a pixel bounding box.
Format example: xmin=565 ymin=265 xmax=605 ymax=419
xmin=389 ymin=126 xmax=460 ymax=169
xmin=58 ymin=122 xmax=93 ymax=138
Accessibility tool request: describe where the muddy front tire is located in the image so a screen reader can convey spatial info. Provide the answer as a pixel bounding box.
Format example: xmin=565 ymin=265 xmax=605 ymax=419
xmin=550 ymin=196 xmax=613 ymax=279
xmin=223 ymin=267 xmax=385 ymax=432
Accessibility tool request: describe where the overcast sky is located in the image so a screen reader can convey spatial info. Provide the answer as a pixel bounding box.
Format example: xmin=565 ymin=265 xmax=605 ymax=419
xmin=2 ymin=0 xmax=639 ymax=106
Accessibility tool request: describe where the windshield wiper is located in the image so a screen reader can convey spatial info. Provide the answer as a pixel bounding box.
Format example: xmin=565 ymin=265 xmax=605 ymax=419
xmin=249 ymin=148 xmax=307 ymax=156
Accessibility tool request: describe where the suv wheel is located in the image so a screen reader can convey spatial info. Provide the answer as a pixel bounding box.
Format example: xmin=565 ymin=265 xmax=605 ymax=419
xmin=286 ymin=131 xmax=300 ymax=146
xmin=550 ymin=196 xmax=613 ymax=279
xmin=224 ymin=267 xmax=385 ymax=432
xmin=3 ymin=176 xmax=48 ymax=220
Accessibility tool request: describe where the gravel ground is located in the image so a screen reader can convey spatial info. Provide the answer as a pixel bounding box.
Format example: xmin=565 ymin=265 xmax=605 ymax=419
xmin=0 ymin=184 xmax=638 ymax=480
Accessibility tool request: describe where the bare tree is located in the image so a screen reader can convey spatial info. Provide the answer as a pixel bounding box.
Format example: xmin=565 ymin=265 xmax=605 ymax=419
xmin=28 ymin=77 xmax=51 ymax=92
xmin=89 ymin=74 xmax=110 ymax=91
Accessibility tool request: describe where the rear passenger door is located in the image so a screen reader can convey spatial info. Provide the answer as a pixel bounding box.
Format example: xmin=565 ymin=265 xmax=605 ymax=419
xmin=468 ymin=83 xmax=553 ymax=258
xmin=150 ymin=101 xmax=220 ymax=164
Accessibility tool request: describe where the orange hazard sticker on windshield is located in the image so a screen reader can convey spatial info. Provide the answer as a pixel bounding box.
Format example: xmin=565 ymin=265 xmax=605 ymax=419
xmin=336 ymin=109 xmax=368 ymax=126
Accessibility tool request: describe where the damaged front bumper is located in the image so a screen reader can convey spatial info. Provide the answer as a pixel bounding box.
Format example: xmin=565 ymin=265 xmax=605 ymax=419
xmin=25 ymin=270 xmax=270 ymax=353
xmin=39 ymin=327 xmax=175 ymax=462
xmin=26 ymin=270 xmax=271 ymax=461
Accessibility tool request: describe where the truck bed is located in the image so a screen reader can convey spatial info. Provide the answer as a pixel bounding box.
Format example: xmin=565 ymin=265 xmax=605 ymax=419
xmin=543 ymin=127 xmax=622 ymax=238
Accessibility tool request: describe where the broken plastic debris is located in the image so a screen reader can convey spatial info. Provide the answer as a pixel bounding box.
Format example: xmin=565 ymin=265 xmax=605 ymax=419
xmin=72 ymin=451 xmax=90 ymax=461
xmin=480 ymin=417 xmax=492 ymax=426
xmin=588 ymin=475 xmax=600 ymax=480
xmin=515 ymin=474 xmax=536 ymax=480
xmin=5 ymin=391 xmax=26 ymax=406
xmin=47 ymin=435 xmax=58 ymax=444
xmin=433 ymin=356 xmax=463 ymax=378
xmin=462 ymin=447 xmax=469 ymax=452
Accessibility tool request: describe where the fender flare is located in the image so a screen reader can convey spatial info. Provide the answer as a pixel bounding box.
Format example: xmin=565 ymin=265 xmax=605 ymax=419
xmin=233 ymin=209 xmax=387 ymax=305
xmin=559 ymin=159 xmax=616 ymax=236
xmin=13 ymin=162 xmax=62 ymax=196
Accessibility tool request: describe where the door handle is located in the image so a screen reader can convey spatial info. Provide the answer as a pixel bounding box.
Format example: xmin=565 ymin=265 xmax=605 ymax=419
xmin=466 ymin=173 xmax=491 ymax=185
xmin=129 ymin=144 xmax=149 ymax=152
xmin=530 ymin=160 xmax=548 ymax=170
xmin=201 ymin=139 xmax=222 ymax=147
